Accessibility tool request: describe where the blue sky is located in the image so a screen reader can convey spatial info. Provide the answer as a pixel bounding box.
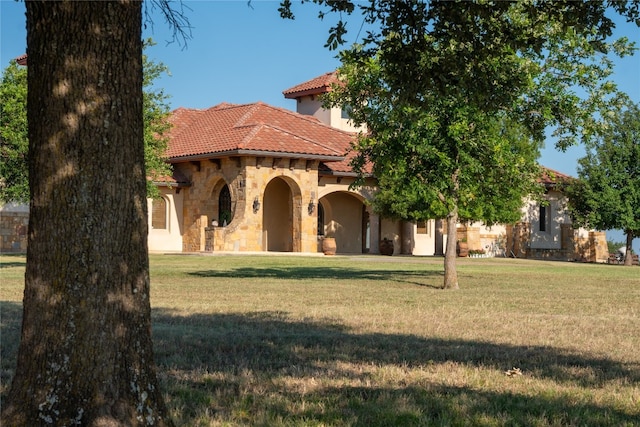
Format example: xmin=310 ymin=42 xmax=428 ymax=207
xmin=1 ymin=0 xmax=638 ymax=249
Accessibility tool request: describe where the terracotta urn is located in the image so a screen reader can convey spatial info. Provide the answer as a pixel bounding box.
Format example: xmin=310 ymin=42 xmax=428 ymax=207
xmin=379 ymin=238 xmax=394 ymax=256
xmin=322 ymin=237 xmax=337 ymax=255
xmin=457 ymin=241 xmax=469 ymax=257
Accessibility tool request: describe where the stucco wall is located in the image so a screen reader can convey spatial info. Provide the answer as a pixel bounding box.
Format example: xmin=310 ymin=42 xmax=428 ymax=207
xmin=522 ymin=190 xmax=569 ymax=250
xmin=147 ymin=187 xmax=184 ymax=252
xmin=293 ymin=95 xmax=364 ymax=133
xmin=321 ymin=191 xmax=365 ymax=254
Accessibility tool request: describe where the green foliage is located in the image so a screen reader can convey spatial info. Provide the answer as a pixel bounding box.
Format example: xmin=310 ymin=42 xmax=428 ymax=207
xmin=338 ymin=59 xmax=543 ymax=226
xmin=607 ymin=240 xmax=627 ymax=255
xmin=303 ymin=1 xmax=638 ymax=286
xmin=0 ymin=39 xmax=172 ymax=203
xmin=142 ymin=38 xmax=173 ymax=199
xmin=0 ymin=61 xmax=28 ymax=203
xmin=323 ymin=2 xmax=573 ymax=226
xmin=566 ymin=102 xmax=640 ymax=242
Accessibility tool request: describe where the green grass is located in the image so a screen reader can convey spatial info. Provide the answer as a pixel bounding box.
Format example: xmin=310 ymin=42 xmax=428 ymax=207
xmin=2 ymin=253 xmax=639 ymax=426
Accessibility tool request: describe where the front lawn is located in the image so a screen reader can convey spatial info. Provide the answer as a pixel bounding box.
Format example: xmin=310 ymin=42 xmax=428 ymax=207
xmin=1 ymin=254 xmax=638 ymax=426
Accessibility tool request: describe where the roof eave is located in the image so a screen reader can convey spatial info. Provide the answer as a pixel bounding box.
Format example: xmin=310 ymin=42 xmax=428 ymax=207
xmin=152 ymin=181 xmax=192 ymax=188
xmin=168 ymin=150 xmax=345 ymax=164
xmin=319 ymin=170 xmax=371 ymax=178
xmin=283 ymin=88 xmax=330 ymax=99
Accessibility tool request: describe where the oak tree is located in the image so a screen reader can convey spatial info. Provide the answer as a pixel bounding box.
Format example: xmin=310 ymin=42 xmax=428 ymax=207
xmin=282 ymin=0 xmax=639 ymax=288
xmin=1 ymin=2 xmax=176 ymax=425
xmin=0 ymin=39 xmax=173 ymax=203
xmin=566 ymin=102 xmax=640 ymax=266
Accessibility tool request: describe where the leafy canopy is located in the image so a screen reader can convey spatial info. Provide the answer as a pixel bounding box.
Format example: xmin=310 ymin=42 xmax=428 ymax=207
xmin=566 ymin=102 xmax=640 ymax=239
xmin=282 ymin=0 xmax=639 ymax=288
xmin=333 ymin=50 xmax=543 ymax=226
xmin=0 ymin=39 xmax=172 ymax=203
xmin=0 ymin=60 xmax=28 ymax=203
xmin=287 ymin=1 xmax=639 ymax=221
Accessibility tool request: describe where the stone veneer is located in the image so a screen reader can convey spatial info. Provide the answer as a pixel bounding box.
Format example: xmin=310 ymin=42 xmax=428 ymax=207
xmin=0 ymin=210 xmax=28 ymax=252
xmin=180 ymin=156 xmax=320 ymax=253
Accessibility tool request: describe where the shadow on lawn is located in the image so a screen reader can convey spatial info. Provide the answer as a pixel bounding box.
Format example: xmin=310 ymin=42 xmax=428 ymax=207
xmin=151 ymin=309 xmax=640 ymax=425
xmin=189 ymin=266 xmax=443 ymax=288
xmin=2 ymin=302 xmax=638 ymax=425
xmin=0 ymin=254 xmax=26 ymax=269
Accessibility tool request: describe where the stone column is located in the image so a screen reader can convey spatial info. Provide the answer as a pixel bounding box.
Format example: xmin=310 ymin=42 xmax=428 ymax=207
xmin=198 ymin=214 xmax=207 ymax=252
xmin=589 ymin=231 xmax=608 ymax=263
xmin=561 ymin=223 xmax=574 ymax=259
xmin=466 ymin=226 xmax=481 ymax=251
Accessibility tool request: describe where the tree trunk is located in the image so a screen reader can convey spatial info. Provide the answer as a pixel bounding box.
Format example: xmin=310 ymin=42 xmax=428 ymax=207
xmin=2 ymin=2 xmax=172 ymax=426
xmin=443 ymin=209 xmax=459 ymax=290
xmin=624 ymin=230 xmax=634 ymax=267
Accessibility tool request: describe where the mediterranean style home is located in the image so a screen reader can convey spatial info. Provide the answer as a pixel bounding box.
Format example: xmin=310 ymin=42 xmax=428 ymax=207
xmin=0 ymin=62 xmax=606 ymax=261
xmin=145 ymin=71 xmax=608 ymax=262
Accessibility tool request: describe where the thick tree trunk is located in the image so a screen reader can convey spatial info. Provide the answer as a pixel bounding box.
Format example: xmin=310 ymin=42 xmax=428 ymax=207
xmin=2 ymin=2 xmax=172 ymax=426
xmin=443 ymin=209 xmax=459 ymax=290
xmin=624 ymin=230 xmax=634 ymax=267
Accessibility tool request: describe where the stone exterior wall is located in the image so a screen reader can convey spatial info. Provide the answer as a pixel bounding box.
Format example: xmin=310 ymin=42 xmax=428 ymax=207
xmin=0 ymin=204 xmax=29 ymax=253
xmin=454 ymin=221 xmax=607 ymax=262
xmin=576 ymin=231 xmax=608 ymax=263
xmin=182 ymin=156 xmax=320 ymax=253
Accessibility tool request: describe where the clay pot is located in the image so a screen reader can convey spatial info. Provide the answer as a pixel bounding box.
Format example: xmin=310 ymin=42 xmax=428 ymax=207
xmin=322 ymin=237 xmax=337 ymax=255
xmin=379 ymin=238 xmax=394 ymax=256
xmin=457 ymin=241 xmax=468 ymax=257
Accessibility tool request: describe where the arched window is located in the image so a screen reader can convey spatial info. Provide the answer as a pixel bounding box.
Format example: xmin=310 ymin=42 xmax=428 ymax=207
xmin=218 ymin=184 xmax=233 ymax=225
xmin=151 ymin=197 xmax=167 ymax=229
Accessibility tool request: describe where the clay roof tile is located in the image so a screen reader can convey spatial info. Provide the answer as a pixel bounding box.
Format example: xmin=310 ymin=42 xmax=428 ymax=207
xmin=165 ymin=102 xmax=353 ymax=164
xmin=282 ymin=71 xmax=341 ymax=99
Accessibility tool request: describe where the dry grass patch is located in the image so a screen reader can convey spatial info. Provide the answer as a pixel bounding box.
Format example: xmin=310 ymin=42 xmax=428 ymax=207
xmin=2 ymin=253 xmax=639 ymax=425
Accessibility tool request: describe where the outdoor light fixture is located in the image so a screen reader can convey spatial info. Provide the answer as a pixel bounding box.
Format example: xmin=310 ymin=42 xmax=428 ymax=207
xmin=308 ymin=191 xmax=316 ymax=215
xmin=253 ymin=196 xmax=260 ymax=213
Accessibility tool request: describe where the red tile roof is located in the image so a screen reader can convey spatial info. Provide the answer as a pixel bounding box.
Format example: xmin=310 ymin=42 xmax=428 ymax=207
xmin=539 ymin=167 xmax=571 ymax=187
xmin=282 ymin=71 xmax=340 ymax=99
xmin=166 ymin=102 xmax=354 ymax=168
xmin=152 ymin=168 xmax=191 ymax=187
xmin=15 ymin=54 xmax=27 ymax=66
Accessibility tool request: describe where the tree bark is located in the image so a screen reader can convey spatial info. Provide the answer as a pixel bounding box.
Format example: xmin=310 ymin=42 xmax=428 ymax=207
xmin=443 ymin=209 xmax=459 ymax=290
xmin=2 ymin=1 xmax=172 ymax=425
xmin=624 ymin=230 xmax=634 ymax=267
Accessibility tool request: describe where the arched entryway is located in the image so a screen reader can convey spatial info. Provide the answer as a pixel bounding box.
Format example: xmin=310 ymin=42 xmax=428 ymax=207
xmin=263 ymin=177 xmax=302 ymax=252
xmin=319 ymin=191 xmax=367 ymax=254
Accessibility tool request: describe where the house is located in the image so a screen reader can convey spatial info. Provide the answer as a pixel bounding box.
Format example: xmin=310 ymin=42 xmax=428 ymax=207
xmin=457 ymin=169 xmax=608 ymax=262
xmin=0 ymin=66 xmax=606 ymax=261
xmin=147 ymin=71 xmax=607 ymax=261
xmin=147 ymin=99 xmax=387 ymax=254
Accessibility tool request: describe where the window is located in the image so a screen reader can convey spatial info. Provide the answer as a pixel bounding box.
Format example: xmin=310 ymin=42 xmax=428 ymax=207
xmin=218 ymin=184 xmax=232 ymax=225
xmin=341 ymin=105 xmax=352 ymax=119
xmin=539 ymin=205 xmax=547 ymax=232
xmin=317 ymin=203 xmax=325 ymax=235
xmin=151 ymin=197 xmax=167 ymax=229
xmin=416 ymin=220 xmax=430 ymax=235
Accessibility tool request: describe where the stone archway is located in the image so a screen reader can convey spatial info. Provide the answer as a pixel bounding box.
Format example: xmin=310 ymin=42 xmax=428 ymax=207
xmin=319 ymin=191 xmax=367 ymax=254
xmin=263 ymin=176 xmax=302 ymax=252
xmin=207 ymin=179 xmax=236 ymax=226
